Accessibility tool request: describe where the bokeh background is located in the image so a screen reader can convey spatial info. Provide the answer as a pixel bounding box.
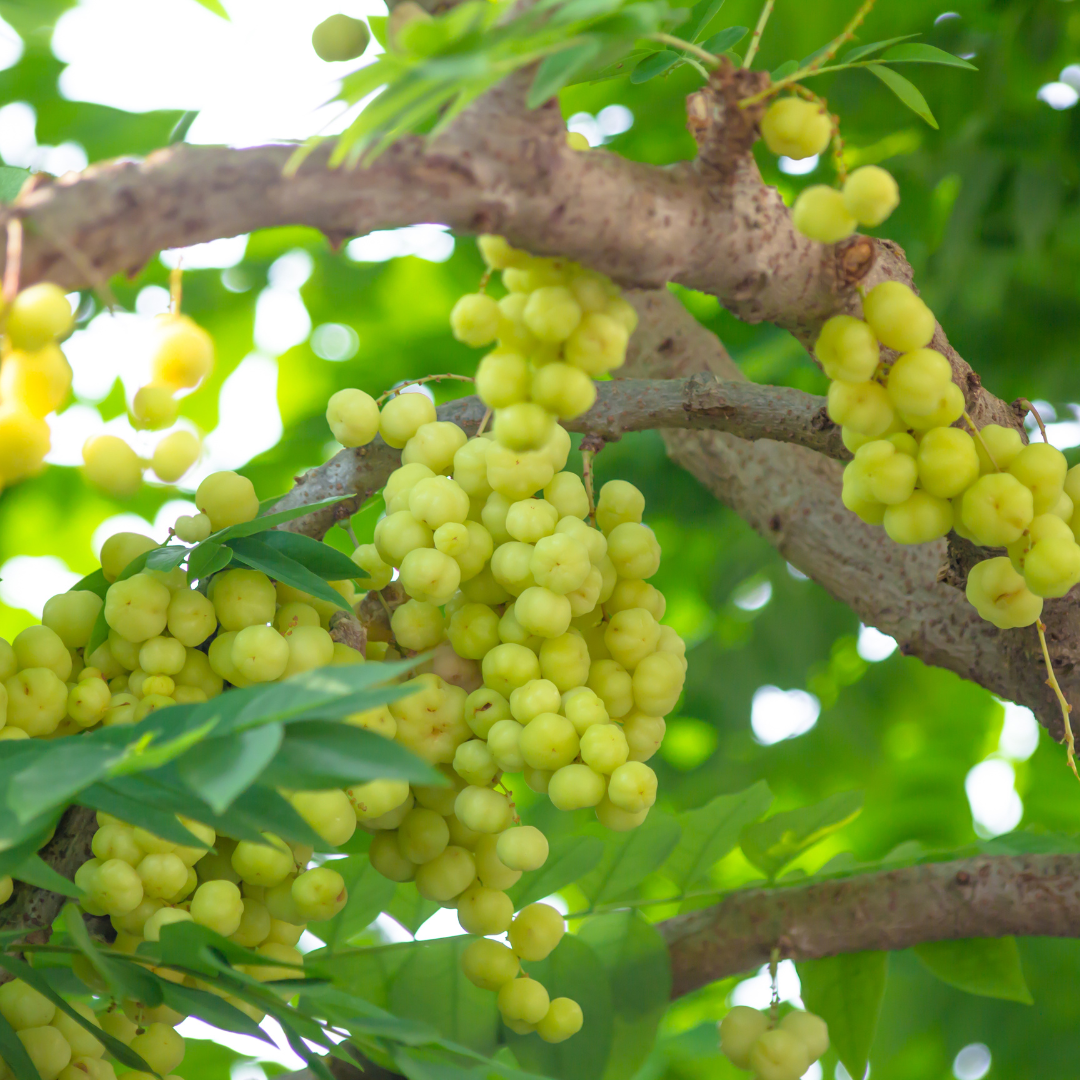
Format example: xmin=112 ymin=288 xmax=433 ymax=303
xmin=1 ymin=0 xmax=1079 ymax=1078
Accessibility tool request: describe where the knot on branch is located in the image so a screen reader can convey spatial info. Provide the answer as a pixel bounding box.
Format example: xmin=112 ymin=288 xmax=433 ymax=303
xmin=835 ymin=234 xmax=876 ymax=289
xmin=686 ymin=60 xmax=770 ymax=183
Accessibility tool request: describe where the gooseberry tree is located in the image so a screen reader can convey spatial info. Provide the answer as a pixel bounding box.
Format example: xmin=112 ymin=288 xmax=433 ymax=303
xmin=0 ymin=2 xmax=1077 ymax=1080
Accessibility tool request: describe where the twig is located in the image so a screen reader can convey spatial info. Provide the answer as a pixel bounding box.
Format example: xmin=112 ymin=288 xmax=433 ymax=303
xmin=3 ymin=217 xmax=22 ymax=304
xmin=742 ymin=0 xmax=775 ymax=69
xmin=963 ymin=411 xmax=1000 ymax=471
xmin=740 ymin=0 xmax=880 ymax=106
xmin=647 ymin=33 xmax=722 ymax=67
xmin=768 ymin=946 xmax=781 ymax=1027
xmin=169 ymin=264 xmax=183 ymax=313
xmin=581 ymin=449 xmax=596 ymax=524
xmin=476 ymin=408 xmax=492 ymax=437
xmin=1036 ymin=620 xmax=1078 ymax=782
xmin=1019 ymin=399 xmax=1048 ymax=444
xmin=376 ymin=373 xmax=474 ymax=406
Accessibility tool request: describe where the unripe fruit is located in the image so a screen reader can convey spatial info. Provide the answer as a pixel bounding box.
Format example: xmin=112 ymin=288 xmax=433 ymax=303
xmin=453 ymin=738 xmax=499 ymax=787
xmin=351 ymin=543 xmax=394 ymax=589
xmin=498 ymin=978 xmax=550 ymax=1026
xmin=476 ymin=350 xmax=529 ymax=409
xmin=451 ymin=293 xmax=502 ymax=347
xmin=961 ymin=473 xmax=1035 ymax=546
xmin=312 ymin=13 xmax=371 ymax=61
xmin=137 ymin=853 xmax=188 ymax=900
xmin=461 ymin=938 xmax=519 ymax=990
xmin=826 ymin=379 xmax=895 ymax=437
xmin=482 ymin=643 xmax=541 ymax=697
xmin=398 ymin=807 xmax=450 ymax=864
xmin=17 ymin=1026 xmax=71 ymax=1080
xmin=814 ymin=314 xmax=879 ymax=382
xmin=760 ymin=97 xmax=831 ymax=159
xmin=496 ymin=825 xmax=549 ymax=871
xmin=748 ymin=1028 xmax=810 ymax=1080
xmin=916 ymin=426 xmax=979 ymax=498
xmin=779 ymin=1010 xmax=830 ymax=1061
xmin=537 ymin=997 xmax=584 ymax=1044
xmin=549 ymin=762 xmax=606 ymax=810
xmin=719 ymin=1006 xmax=769 ymax=1069
xmin=457 ymin=883 xmax=514 ymax=935
xmin=82 ymin=435 xmax=143 ymax=499
xmin=0 ymin=344 xmax=71 ymax=418
xmin=1008 ymin=442 xmax=1068 ymax=515
xmin=52 ymin=1001 xmax=104 ymax=1059
xmin=0 ymin=979 xmax=56 ymax=1029
xmin=842 ymin=165 xmax=900 ymax=226
xmin=975 ymin=423 xmax=1024 ymax=474
xmin=509 ymin=902 xmax=565 ymax=961
xmin=100 ymin=533 xmax=156 ymax=583
xmin=327 ymin=388 xmax=380 ymax=447
xmin=886 ymin=349 xmax=952 ymax=417
xmin=448 ymin=604 xmax=501 ymax=660
xmin=607 ymin=761 xmax=657 ymax=813
xmin=231 ymin=834 xmax=294 ymax=887
xmin=883 ymin=490 xmax=952 ymax=545
xmin=196 ymin=470 xmax=259 ymax=531
xmin=487 ymin=718 xmax=525 ymax=771
xmin=6 ymin=667 xmax=68 ymax=735
xmin=150 ymin=314 xmax=214 ymax=388
xmin=596 ymin=480 xmax=644 ymax=534
xmin=130 ymin=383 xmax=179 ymax=431
xmin=530 ymin=362 xmax=597 ymax=420
xmin=966 ymin=556 xmax=1043 ymax=629
xmin=524 ymin=287 xmax=582 ymax=343
xmin=454 ymin=785 xmax=513 ymax=834
xmin=214 ymin=568 xmax=276 ymax=631
xmin=545 ymin=472 xmax=590 ymax=520
xmin=42 ymin=590 xmax=102 ymax=649
xmin=399 ymin=547 xmax=461 ymax=604
xmin=402 ymin=420 xmax=468 ymax=474
xmin=588 ymin=658 xmax=634 ymax=718
xmin=292 ymin=866 xmax=347 ymax=921
xmin=414 ymin=844 xmax=476 ymax=902
xmin=564 ymin=312 xmax=628 ymax=375
xmin=7 ymin=284 xmax=73 ymax=349
xmin=380 ymin=392 xmax=437 ymax=449
xmin=90 ymin=858 xmax=144 ymax=915
xmin=791 ymin=185 xmax=856 ymax=243
xmin=348 ymin=778 xmax=411 ymax=820
xmin=129 ymin=1022 xmax=185 ymax=1075
xmin=493 ymin=402 xmax=556 ymax=452
xmin=519 ymin=712 xmax=579 ymax=771
xmin=190 ymin=879 xmax=244 ymax=936
xmin=289 ymin=789 xmax=356 ymax=846
xmin=174 ymin=511 xmax=211 ymax=543
xmin=846 ymin=441 xmax=916 ymax=506
xmin=509 ymin=678 xmax=561 ymax=723
xmin=14 ymin=624 xmax=72 ymax=680
xmin=580 ymin=721 xmax=630 ymax=773
xmin=369 ymin=831 xmax=417 ymax=882
xmin=1023 ymin=536 xmax=1080 ymax=598
xmin=0 ymin=404 xmax=49 ymax=480
xmin=862 ymin=281 xmax=935 ymax=353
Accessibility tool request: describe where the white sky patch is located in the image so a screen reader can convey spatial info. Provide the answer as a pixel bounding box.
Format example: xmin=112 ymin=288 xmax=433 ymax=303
xmin=857 ymin=624 xmax=897 ymax=662
xmin=175 ymin=1016 xmax=307 ymax=1072
xmin=92 ymin=513 xmax=155 ymax=557
xmin=373 ymin=912 xmax=413 ymax=943
xmin=346 ymin=225 xmax=455 ymax=264
xmin=733 ymin=578 xmax=772 ymax=612
xmin=53 ymin=0 xmax=389 ymax=148
xmin=965 ymin=758 xmax=1023 ymax=837
xmin=953 ymin=1043 xmax=991 ymax=1080
xmin=779 ymin=154 xmax=819 ymax=175
xmin=0 ymin=556 xmax=81 ymax=616
xmin=729 ymin=960 xmax=803 ymax=1009
xmin=0 ymin=14 xmax=22 ymax=72
xmin=567 ymin=105 xmax=634 ymax=147
xmin=751 ymin=686 xmax=821 ymax=745
xmin=161 ymin=234 xmax=250 ymax=270
xmin=0 ymin=101 xmax=87 ymax=175
xmin=1037 ymin=81 xmax=1079 ymax=110
xmin=997 ymin=701 xmax=1039 ymax=761
xmin=415 ymin=907 xmax=468 ymax=941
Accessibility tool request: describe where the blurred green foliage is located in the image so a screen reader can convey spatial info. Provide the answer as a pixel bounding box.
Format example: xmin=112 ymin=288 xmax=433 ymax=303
xmin=0 ymin=0 xmax=1077 ymax=1077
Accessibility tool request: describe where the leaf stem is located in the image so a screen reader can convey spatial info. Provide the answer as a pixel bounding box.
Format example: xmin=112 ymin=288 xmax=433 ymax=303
xmin=742 ymin=0 xmax=774 ymax=69
xmin=647 ymin=32 xmax=721 ymax=67
xmin=376 ymin=373 xmax=474 ymax=406
xmin=740 ymin=0 xmax=880 ymax=105
xmin=1036 ymin=620 xmax=1078 ymax=783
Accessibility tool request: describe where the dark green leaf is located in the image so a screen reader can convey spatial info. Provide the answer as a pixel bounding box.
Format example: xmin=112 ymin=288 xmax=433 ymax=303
xmin=508 ymin=835 xmax=605 ymax=907
xmin=84 ymin=606 xmax=110 ymax=657
xmin=507 ymin=935 xmax=613 ymax=1080
xmin=145 ymin=544 xmax=189 ymax=572
xmin=263 ymin=722 xmax=439 ymax=789
xmin=387 ymin=883 xmax=442 ymax=935
xmin=161 ymin=980 xmax=276 ymax=1041
xmin=579 ymin=811 xmax=681 ymax=905
xmin=865 ymin=64 xmax=938 ymax=128
xmin=0 ymin=1005 xmax=44 ymax=1080
xmin=70 ymin=568 xmax=109 ymax=599
xmin=309 ymin=854 xmax=397 ymax=950
xmin=798 ymin=951 xmax=887 ymax=1080
xmin=527 ymin=40 xmax=604 ymax=107
xmin=663 ymin=781 xmax=772 ymax=892
xmin=8 ymin=855 xmax=80 ymax=898
xmin=578 ymin=912 xmax=670 ymax=1080
xmin=881 ymin=43 xmax=977 ymax=70
xmin=10 ymin=740 xmax=129 ymax=822
xmin=64 ymin=903 xmax=164 ymax=1007
xmin=218 ymin=495 xmax=347 ymax=540
xmin=0 ymin=166 xmax=30 ymax=203
xmin=701 ymin=26 xmax=747 ymax=54
xmin=187 ymin=540 xmax=234 ymax=582
xmin=630 ymin=51 xmax=681 ymax=84
xmin=741 ymin=790 xmax=863 ymax=880
xmin=83 ymin=782 xmax=235 ymax=847
xmin=913 ymin=938 xmax=1033 ymax=1003
xmin=770 ymin=59 xmax=798 ymax=79
xmin=228 ymin=535 xmax=351 ymax=611
xmin=255 ymin=530 xmax=366 ymax=581
xmin=841 ymin=34 xmax=918 ymax=63
xmin=177 ymin=724 xmax=285 ymax=813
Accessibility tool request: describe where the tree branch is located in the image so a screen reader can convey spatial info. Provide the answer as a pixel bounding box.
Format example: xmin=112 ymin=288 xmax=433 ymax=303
xmin=660 ymin=853 xmax=1080 ymax=997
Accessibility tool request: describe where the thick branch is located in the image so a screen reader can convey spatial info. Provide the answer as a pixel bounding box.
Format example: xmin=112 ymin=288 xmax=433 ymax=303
xmin=272 ymin=375 xmax=844 ymax=538
xmin=661 ymin=853 xmax=1080 ymax=996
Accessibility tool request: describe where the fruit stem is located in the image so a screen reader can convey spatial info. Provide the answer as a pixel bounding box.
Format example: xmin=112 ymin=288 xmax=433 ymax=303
xmin=740 ymin=0 xmax=879 ymax=106
xmin=169 ymin=264 xmax=184 ymax=314
xmin=768 ymin=945 xmax=781 ymax=1026
xmin=962 ymin=411 xmax=1000 ymax=472
xmin=1019 ymin=399 xmax=1049 ymax=445
xmin=477 ymin=408 xmax=492 ymax=437
xmin=742 ymin=0 xmax=775 ymax=69
xmin=2 ymin=216 xmax=21 ymax=305
xmin=647 ymin=33 xmax=722 ymax=67
xmin=375 ymin=373 xmax=475 ymax=406
xmin=1036 ymin=620 xmax=1078 ymax=782
xmin=582 ymin=448 xmax=596 ymax=524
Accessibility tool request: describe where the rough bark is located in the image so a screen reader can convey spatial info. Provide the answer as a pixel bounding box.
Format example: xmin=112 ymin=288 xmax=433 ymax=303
xmin=661 ymin=853 xmax=1080 ymax=996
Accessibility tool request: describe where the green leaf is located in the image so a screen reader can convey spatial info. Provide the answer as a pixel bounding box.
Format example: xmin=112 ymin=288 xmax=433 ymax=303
xmin=508 ymin=834 xmax=605 ymax=908
xmin=146 ymin=544 xmax=189 ymax=572
xmin=913 ymin=938 xmax=1033 ymax=1003
xmin=740 ymin=790 xmax=863 ymax=880
xmin=168 ymin=110 xmax=199 ymax=144
xmin=187 ymin=540 xmax=233 ymax=582
xmin=630 ymin=51 xmax=681 ymax=84
xmin=577 ymin=912 xmax=671 ymax=1080
xmin=701 ymin=26 xmax=747 ymax=54
xmin=64 ymin=903 xmax=164 ymax=1007
xmin=663 ymin=781 xmax=772 ymax=892
xmin=0 ymin=1006 xmax=44 ymax=1080
xmin=84 ymin=606 xmax=110 ymax=657
xmin=880 ymin=43 xmax=977 ymax=70
xmin=390 ymin=937 xmax=500 ymax=1055
xmin=387 ymin=883 xmax=442 ymax=935
xmin=0 ymin=166 xmax=30 ymax=203
xmin=549 ymin=0 xmax=622 ymax=24
xmin=70 ymin=568 xmax=109 ymax=599
xmin=368 ymin=14 xmax=388 ymax=48
xmin=865 ymin=64 xmax=938 ymax=129
xmin=10 ymin=739 xmax=129 ymax=822
xmin=770 ymin=59 xmax=798 ymax=79
xmin=9 ymin=854 xmax=80 ymax=898
xmin=161 ymin=980 xmax=274 ymax=1041
xmin=686 ymin=0 xmax=724 ymax=42
xmin=191 ymin=0 xmax=229 ymax=16
xmin=579 ymin=811 xmax=681 ymax=905
xmin=228 ymin=535 xmax=351 ymax=611
xmin=309 ymin=854 xmax=397 ymax=950
xmin=527 ymin=40 xmax=604 ymax=107
xmin=507 ymin=935 xmax=613 ymax=1080
xmin=841 ymin=34 xmax=919 ymax=63
xmin=177 ymin=724 xmax=285 ymax=813
xmin=797 ymin=951 xmax=887 ymax=1080
xmin=255 ymin=530 xmax=366 ymax=581
xmin=215 ymin=495 xmax=347 ymax=541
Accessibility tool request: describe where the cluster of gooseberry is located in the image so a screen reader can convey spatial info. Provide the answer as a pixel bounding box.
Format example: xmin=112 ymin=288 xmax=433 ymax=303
xmin=720 ymin=1006 xmax=830 ymax=1080
xmin=82 ymin=311 xmax=212 ymax=500
xmin=324 ymin=238 xmax=685 ymax=1040
xmin=758 ymin=95 xmax=901 ymax=243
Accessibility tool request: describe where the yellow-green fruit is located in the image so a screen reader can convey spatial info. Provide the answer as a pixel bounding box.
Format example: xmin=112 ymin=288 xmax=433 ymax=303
xmin=130 ymin=383 xmax=179 ymax=431
xmin=523 ymin=286 xmax=582 ymax=343
xmin=379 ymin=392 xmax=437 ymax=449
xmin=1023 ymin=536 xmax=1080 ymax=598
xmin=196 ymin=470 xmax=259 ymax=531
xmin=475 ymin=350 xmax=529 ymax=409
xmin=6 ymin=667 xmax=68 ymax=735
xmin=0 ymin=404 xmax=50 ymax=481
xmin=128 ymin=1022 xmax=185 ymax=1075
xmin=883 ymin=490 xmax=953 ymax=544
xmin=402 ymin=420 xmax=468 ymax=474
xmin=842 ymin=165 xmax=900 ymax=226
xmin=779 ymin=1010 xmax=830 ymax=1061
xmin=961 ymin=473 xmax=1035 ymax=546
xmin=42 ymin=590 xmax=103 ymax=649
xmin=82 ymin=435 xmax=143 ymax=499
xmin=7 ymin=284 xmax=73 ymax=350
xmin=461 ymin=938 xmax=519 ymax=990
xmin=916 ymin=426 xmax=979 ymax=498
xmin=549 ymin=762 xmax=606 ymax=810
xmin=451 ymin=293 xmax=502 ymax=347
xmin=0 ymin=979 xmax=57 ymax=1029
xmin=0 ymin=344 xmax=71 ymax=418
xmin=760 ymin=97 xmax=831 ymax=159
xmin=493 ymin=402 xmax=556 ymax=453
xmin=826 ymin=380 xmax=894 ymax=437
xmin=975 ymin=424 xmax=1024 ymax=474
xmin=52 ymin=1001 xmax=104 ymax=1059
xmin=498 ymin=978 xmax=550 ymax=1026
xmin=509 ymin=902 xmax=564 ymax=961
xmin=231 ymin=835 xmax=294 ymax=887
xmin=14 ymin=624 xmax=72 ymax=680
xmin=719 ymin=1006 xmax=769 ymax=1069
xmin=214 ymin=568 xmax=276 ymax=631
xmin=814 ymin=315 xmax=879 ymax=382
xmin=457 ymin=883 xmax=514 ymax=935
xmin=17 ymin=1026 xmax=71 ymax=1080
xmin=530 ymin=362 xmax=597 ymax=420
xmin=327 ymin=388 xmax=380 ymax=447
xmin=291 ymin=866 xmax=348 ymax=921
xmin=862 ymin=281 xmax=935 ymax=353
xmin=966 ymin=556 xmax=1043 ymax=629
xmin=100 ymin=533 xmax=156 ymax=583
xmin=311 ymin=13 xmax=371 ymax=61
xmin=564 ymin=312 xmax=629 ymax=374
xmin=495 ymin=825 xmax=548 ymax=871
xmin=1008 ymin=442 xmax=1068 ymax=515
xmin=607 ymin=761 xmax=657 ymax=813
xmin=414 ymin=844 xmax=476 ymax=902
xmin=537 ymin=997 xmax=584 ymax=1044
xmin=289 ymin=789 xmax=356 ymax=847
xmin=886 ymin=349 xmax=952 ymax=417
xmin=368 ymin=831 xmax=416 ymax=882
xmin=351 ymin=543 xmax=394 ymax=590
xmin=791 ymin=185 xmax=856 ymax=243
xmin=454 ymin=785 xmax=513 ymax=834
xmin=150 ymin=313 xmax=214 ymax=389
xmin=748 ymin=1028 xmax=810 ymax=1080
